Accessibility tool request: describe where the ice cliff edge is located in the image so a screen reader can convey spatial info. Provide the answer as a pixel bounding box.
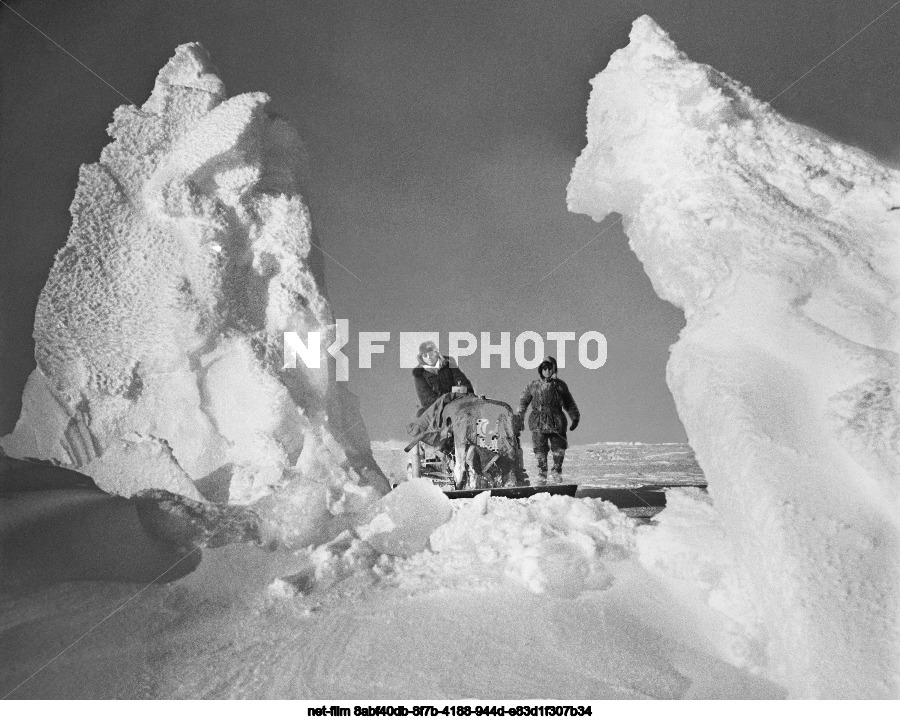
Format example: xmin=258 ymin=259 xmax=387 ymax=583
xmin=568 ymin=17 xmax=900 ymax=697
xmin=1 ymin=43 xmax=388 ymax=509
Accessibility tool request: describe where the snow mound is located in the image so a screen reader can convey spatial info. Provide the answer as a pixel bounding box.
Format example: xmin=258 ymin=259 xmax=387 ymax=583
xmin=568 ymin=16 xmax=900 ymax=697
xmin=1 ymin=43 xmax=387 ymax=505
xmin=270 ymin=491 xmax=634 ymax=602
xmin=402 ymin=492 xmax=632 ymax=597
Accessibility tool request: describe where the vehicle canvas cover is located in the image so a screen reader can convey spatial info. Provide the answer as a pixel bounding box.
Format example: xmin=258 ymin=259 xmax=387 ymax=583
xmin=407 ymin=394 xmax=520 ymax=465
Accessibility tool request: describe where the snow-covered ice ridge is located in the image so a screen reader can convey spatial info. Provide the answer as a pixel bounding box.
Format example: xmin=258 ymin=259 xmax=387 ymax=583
xmin=569 ymin=16 xmax=900 ymax=698
xmin=1 ymin=44 xmax=387 ymax=509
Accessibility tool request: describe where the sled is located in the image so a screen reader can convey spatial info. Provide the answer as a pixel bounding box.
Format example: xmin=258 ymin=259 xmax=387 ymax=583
xmin=445 ymin=482 xmax=705 ymax=504
xmin=575 ymin=483 xmax=708 ymax=508
xmin=444 ymin=483 xmax=577 ymax=500
xmin=403 ymin=395 xmax=528 ymax=492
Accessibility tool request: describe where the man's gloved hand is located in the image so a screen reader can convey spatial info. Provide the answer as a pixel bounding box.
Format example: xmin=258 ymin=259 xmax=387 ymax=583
xmin=569 ymin=418 xmax=579 ymax=432
xmin=513 ymin=413 xmax=525 ymax=434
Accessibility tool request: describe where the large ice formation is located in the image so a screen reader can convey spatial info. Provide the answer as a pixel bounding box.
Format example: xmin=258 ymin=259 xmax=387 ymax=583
xmin=1 ymin=44 xmax=387 ymax=510
xmin=568 ymin=16 xmax=900 ymax=698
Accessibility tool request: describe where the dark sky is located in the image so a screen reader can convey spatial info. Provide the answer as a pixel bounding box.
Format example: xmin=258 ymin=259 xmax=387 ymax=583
xmin=2 ymin=0 xmax=899 ymax=443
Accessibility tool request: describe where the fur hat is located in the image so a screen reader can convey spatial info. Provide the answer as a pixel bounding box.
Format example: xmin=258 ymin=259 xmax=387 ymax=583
xmin=538 ymin=356 xmax=558 ymax=378
xmin=417 ymin=340 xmax=444 ymax=369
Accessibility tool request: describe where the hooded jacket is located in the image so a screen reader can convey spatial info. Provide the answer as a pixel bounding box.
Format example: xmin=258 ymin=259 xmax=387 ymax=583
xmin=412 ymin=354 xmax=474 ymax=412
xmin=516 ymin=356 xmax=579 ymax=434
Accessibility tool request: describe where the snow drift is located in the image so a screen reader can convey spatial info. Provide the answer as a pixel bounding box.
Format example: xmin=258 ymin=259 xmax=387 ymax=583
xmin=568 ymin=16 xmax=900 ymax=698
xmin=1 ymin=44 xmax=387 ymax=514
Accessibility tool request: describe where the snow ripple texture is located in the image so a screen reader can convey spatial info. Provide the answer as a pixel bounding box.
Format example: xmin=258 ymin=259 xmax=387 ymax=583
xmin=568 ymin=16 xmax=900 ymax=698
xmin=0 ymin=43 xmax=385 ymax=508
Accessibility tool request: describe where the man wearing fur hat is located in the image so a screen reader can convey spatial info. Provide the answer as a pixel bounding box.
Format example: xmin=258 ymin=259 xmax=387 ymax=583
xmin=412 ymin=340 xmax=475 ymax=416
xmin=516 ymin=356 xmax=580 ymax=484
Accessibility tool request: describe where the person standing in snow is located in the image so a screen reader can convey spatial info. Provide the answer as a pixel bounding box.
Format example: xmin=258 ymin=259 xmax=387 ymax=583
xmin=516 ymin=356 xmax=579 ymax=484
xmin=412 ymin=340 xmax=474 ymax=416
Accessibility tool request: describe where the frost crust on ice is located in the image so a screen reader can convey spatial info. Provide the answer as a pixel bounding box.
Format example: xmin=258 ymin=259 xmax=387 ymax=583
xmin=568 ymin=16 xmax=900 ymax=698
xmin=1 ymin=43 xmax=387 ymax=507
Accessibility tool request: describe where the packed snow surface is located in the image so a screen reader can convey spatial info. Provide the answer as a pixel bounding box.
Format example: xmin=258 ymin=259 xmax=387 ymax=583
xmin=2 ymin=484 xmax=784 ymax=699
xmin=568 ymin=16 xmax=900 ymax=698
xmin=0 ymin=44 xmax=387 ymax=516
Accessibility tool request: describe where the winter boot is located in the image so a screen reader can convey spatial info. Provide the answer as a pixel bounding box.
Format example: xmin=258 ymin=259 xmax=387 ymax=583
xmin=535 ymin=453 xmax=549 ymax=486
xmin=550 ymin=449 xmax=566 ymax=484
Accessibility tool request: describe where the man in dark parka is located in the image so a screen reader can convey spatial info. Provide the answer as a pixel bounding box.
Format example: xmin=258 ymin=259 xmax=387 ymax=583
xmin=516 ymin=356 xmax=580 ymax=483
xmin=412 ymin=340 xmax=474 ymax=416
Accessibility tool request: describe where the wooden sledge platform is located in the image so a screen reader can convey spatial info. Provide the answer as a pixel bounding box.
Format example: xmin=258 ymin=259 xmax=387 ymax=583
xmin=443 ymin=483 xmax=578 ymax=500
xmin=575 ymin=483 xmax=707 ymax=508
xmin=443 ymin=482 xmax=708 ymax=510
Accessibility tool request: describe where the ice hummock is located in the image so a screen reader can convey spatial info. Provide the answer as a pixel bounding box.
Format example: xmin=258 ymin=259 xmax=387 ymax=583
xmin=355 ymin=478 xmax=452 ymax=557
xmin=568 ymin=16 xmax=900 ymax=697
xmin=0 ymin=44 xmax=388 ymax=511
xmin=271 ymin=488 xmax=634 ymax=601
